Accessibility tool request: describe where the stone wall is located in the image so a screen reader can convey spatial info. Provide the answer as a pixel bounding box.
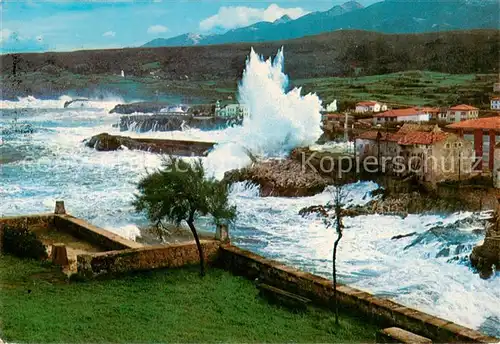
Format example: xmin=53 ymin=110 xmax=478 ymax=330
xmin=77 ymin=240 xmax=220 ymax=278
xmin=218 ymin=245 xmax=498 ymax=343
xmin=0 ymin=214 xmax=54 ymax=254
xmin=54 ymin=214 xmax=142 ymax=251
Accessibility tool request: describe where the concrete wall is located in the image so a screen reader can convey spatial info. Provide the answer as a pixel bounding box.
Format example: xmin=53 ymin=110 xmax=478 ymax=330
xmin=77 ymin=240 xmax=220 ymax=278
xmin=218 ymin=245 xmax=497 ymax=343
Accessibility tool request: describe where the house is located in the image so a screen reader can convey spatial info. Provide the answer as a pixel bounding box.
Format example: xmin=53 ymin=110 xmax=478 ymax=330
xmin=215 ymin=101 xmax=249 ymax=118
xmin=491 ymin=97 xmax=500 ymax=111
xmin=446 ymin=104 xmax=479 ymax=123
xmin=355 ymin=101 xmax=387 ymax=114
xmin=356 ymin=124 xmax=474 ymax=183
xmin=447 ymin=117 xmax=500 ymax=172
xmin=373 ymin=108 xmax=430 ymax=125
xmin=420 ymin=107 xmax=446 ymax=121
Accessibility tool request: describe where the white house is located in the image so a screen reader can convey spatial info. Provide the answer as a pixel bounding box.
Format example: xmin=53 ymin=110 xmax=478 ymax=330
xmin=355 ymin=101 xmax=387 ymax=114
xmin=446 ymin=104 xmax=479 ymax=123
xmin=373 ymin=108 xmax=430 ymax=124
xmin=216 ymin=101 xmax=249 ymax=118
xmin=491 ymin=97 xmax=500 ymax=111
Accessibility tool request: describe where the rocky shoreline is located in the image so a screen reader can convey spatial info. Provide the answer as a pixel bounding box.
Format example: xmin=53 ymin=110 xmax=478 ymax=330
xmin=223 ymin=159 xmax=334 ymax=197
xmin=84 ymin=133 xmax=215 ymax=156
xmin=470 ymin=202 xmax=500 ymax=279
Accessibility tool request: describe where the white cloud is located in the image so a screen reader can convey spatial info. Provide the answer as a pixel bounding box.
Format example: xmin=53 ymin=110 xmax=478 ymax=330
xmin=199 ymin=4 xmax=308 ymax=32
xmin=0 ymin=28 xmax=12 ymax=43
xmin=147 ymin=24 xmax=168 ymax=34
xmin=102 ymin=31 xmax=116 ymax=38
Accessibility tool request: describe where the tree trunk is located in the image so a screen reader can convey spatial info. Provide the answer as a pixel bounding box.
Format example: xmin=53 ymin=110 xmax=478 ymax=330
xmin=187 ymin=219 xmax=205 ymax=277
xmin=333 ymin=230 xmax=342 ymax=326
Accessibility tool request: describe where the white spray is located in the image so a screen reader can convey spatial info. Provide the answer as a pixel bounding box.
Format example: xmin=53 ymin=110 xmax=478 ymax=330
xmin=205 ymin=47 xmax=324 ymax=178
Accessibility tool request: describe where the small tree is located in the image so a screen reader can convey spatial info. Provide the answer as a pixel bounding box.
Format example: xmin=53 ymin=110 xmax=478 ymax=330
xmin=133 ymin=156 xmax=236 ymax=276
xmin=300 ymin=183 xmax=347 ymax=325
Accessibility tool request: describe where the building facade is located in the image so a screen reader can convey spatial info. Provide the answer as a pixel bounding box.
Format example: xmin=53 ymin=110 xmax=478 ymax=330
xmin=355 ymin=101 xmax=387 ymax=114
xmin=446 ymin=104 xmax=479 ymax=122
xmin=373 ymin=108 xmax=430 ymax=124
xmin=216 ymin=102 xmax=249 ymax=118
xmin=356 ymin=125 xmax=473 ymax=183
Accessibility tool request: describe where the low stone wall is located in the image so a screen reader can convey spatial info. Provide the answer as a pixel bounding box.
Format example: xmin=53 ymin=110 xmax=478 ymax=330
xmin=77 ymin=240 xmax=220 ymax=278
xmin=218 ymin=245 xmax=498 ymax=343
xmin=0 ymin=213 xmax=54 ymax=230
xmin=54 ymin=214 xmax=142 ymax=251
xmin=0 ymin=214 xmax=54 ymax=253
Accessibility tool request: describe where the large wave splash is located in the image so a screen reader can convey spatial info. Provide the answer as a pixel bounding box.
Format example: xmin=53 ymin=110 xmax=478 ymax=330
xmin=205 ymin=47 xmax=323 ymax=178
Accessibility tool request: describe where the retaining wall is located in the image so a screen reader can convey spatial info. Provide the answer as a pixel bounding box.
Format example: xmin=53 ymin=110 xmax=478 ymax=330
xmin=53 ymin=214 xmax=141 ymax=251
xmin=77 ymin=240 xmax=220 ymax=278
xmin=218 ymin=245 xmax=498 ymax=343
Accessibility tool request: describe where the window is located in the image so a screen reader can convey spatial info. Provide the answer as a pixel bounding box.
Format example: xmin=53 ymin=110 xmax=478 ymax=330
xmin=445 ymin=143 xmax=451 ymax=149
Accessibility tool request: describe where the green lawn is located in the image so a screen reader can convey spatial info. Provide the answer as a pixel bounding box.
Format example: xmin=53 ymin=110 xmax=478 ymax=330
xmin=0 ymin=255 xmax=376 ymax=343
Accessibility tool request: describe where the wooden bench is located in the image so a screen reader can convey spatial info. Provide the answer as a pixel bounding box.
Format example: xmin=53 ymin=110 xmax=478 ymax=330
xmin=377 ymin=327 xmax=432 ymax=343
xmin=257 ymin=283 xmax=311 ymax=311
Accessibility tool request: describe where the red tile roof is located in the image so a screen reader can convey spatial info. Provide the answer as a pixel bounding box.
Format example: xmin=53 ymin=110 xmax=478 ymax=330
xmin=449 ymin=104 xmax=479 ymax=111
xmin=357 ymin=127 xmax=449 ymax=145
xmin=374 ymin=108 xmax=422 ymax=118
xmin=447 ymin=117 xmax=500 ymax=131
xmin=491 ymin=97 xmax=500 ymax=101
xmin=397 ymin=132 xmax=449 ymax=145
xmin=356 ymin=101 xmax=379 ymax=106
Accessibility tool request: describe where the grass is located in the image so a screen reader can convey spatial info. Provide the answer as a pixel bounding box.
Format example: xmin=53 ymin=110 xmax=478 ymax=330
xmin=0 ymin=255 xmax=376 ymax=343
xmin=291 ymin=71 xmax=497 ymax=110
xmin=2 ymin=69 xmax=495 ymax=109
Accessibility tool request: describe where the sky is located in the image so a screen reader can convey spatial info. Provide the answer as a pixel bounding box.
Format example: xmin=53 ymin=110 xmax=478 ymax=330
xmin=0 ymin=0 xmax=380 ymax=53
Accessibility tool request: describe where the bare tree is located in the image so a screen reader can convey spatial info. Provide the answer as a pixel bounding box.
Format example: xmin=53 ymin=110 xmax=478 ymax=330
xmin=300 ymin=182 xmax=348 ymax=325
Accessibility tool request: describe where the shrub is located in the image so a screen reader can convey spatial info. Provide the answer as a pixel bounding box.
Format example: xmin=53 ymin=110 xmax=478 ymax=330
xmin=1 ymin=225 xmax=48 ymax=260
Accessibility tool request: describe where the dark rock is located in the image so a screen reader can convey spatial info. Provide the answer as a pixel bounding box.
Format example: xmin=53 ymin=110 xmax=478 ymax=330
xmin=119 ymin=114 xmax=242 ymax=132
xmin=470 ymin=209 xmax=500 ymax=279
xmin=64 ymin=99 xmax=90 ymax=108
xmin=109 ymin=102 xmax=171 ymax=114
xmin=436 ymin=247 xmax=450 ymax=258
xmin=391 ymin=232 xmax=417 ymax=240
xmin=84 ymin=133 xmax=215 ymax=156
xmin=224 ymin=159 xmax=333 ymax=197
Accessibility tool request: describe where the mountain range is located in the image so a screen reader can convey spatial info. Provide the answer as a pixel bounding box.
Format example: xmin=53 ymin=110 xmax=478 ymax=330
xmin=143 ymin=0 xmax=500 ymax=48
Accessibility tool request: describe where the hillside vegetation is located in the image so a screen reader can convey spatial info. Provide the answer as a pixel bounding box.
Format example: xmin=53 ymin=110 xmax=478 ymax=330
xmin=1 ymin=30 xmax=498 ymax=100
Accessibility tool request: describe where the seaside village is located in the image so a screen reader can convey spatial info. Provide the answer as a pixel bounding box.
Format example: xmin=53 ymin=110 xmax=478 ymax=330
xmin=174 ymin=84 xmax=500 ymax=188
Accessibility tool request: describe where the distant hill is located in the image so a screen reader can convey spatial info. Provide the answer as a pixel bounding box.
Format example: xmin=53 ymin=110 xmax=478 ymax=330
xmin=142 ymin=0 xmax=499 ymax=47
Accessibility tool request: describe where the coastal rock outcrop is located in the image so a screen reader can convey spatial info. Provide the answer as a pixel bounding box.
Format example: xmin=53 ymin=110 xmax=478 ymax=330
xmin=470 ymin=204 xmax=500 ymax=279
xmin=119 ymin=114 xmax=242 ymax=132
xmin=300 ymin=190 xmax=476 ymax=219
xmin=223 ymin=159 xmax=333 ymax=197
xmin=109 ymin=102 xmax=171 ymax=114
xmin=84 ymin=133 xmax=214 ymax=156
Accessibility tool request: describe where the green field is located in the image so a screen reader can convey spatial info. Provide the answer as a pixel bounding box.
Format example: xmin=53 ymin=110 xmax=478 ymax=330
xmin=0 ymin=255 xmax=376 ymax=343
xmin=292 ymin=71 xmax=497 ymax=110
xmin=2 ymin=70 xmax=495 ymax=109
